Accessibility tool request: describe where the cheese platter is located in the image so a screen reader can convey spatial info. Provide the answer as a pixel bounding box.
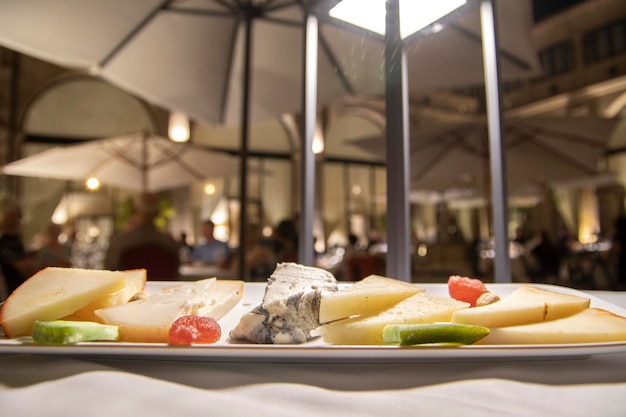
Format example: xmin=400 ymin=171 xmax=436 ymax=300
xmin=1 ymin=281 xmax=625 ymax=364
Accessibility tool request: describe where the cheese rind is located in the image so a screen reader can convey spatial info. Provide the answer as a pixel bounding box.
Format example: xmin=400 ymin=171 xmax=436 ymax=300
xmin=451 ymin=286 xmax=591 ymax=327
xmin=477 ymin=308 xmax=626 ymax=344
xmin=0 ymin=267 xmax=128 ymax=337
xmin=318 ymin=292 xmax=470 ymax=345
xmin=229 ymin=262 xmax=338 ymax=344
xmin=95 ymin=279 xmax=244 ymax=343
xmin=319 ymin=275 xmax=424 ymax=324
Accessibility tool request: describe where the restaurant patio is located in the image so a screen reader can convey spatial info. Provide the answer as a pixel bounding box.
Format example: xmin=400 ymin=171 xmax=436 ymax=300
xmin=0 ymin=0 xmax=624 ymax=288
xmin=0 ymin=1 xmax=626 ymax=416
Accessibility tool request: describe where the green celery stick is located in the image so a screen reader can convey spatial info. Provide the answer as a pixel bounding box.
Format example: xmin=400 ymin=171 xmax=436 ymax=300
xmin=31 ymin=320 xmax=119 ymax=345
xmin=383 ymin=323 xmax=490 ymax=346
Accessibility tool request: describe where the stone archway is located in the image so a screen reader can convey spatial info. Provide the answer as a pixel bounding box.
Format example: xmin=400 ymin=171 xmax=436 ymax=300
xmin=11 ymin=75 xmax=164 ymax=250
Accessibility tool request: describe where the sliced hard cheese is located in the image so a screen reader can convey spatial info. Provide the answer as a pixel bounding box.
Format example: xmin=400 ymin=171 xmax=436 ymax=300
xmin=0 ymin=267 xmax=128 ymax=337
xmin=95 ymin=279 xmax=243 ymax=343
xmin=318 ymin=292 xmax=469 ymax=345
xmin=72 ymin=269 xmax=147 ymax=321
xmin=477 ymin=308 xmax=626 ymax=345
xmin=451 ymin=286 xmax=590 ymax=328
xmin=318 ymin=275 xmax=423 ymax=324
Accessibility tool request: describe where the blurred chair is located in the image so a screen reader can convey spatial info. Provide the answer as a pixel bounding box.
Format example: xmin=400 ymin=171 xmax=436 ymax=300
xmin=346 ymin=254 xmax=385 ymax=281
xmin=119 ymin=243 xmax=180 ymax=281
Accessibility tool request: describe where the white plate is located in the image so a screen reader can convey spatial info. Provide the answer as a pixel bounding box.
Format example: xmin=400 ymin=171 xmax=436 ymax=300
xmin=1 ymin=283 xmax=625 ymax=363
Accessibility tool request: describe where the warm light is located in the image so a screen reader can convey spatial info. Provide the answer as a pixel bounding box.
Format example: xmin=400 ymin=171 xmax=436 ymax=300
xmin=168 ymin=111 xmax=190 ymax=143
xmin=85 ymin=177 xmax=100 ymax=190
xmin=214 ymin=224 xmax=228 ymax=241
xmin=329 ymin=0 xmax=467 ymax=39
xmin=212 ymin=211 xmax=227 ymax=226
xmin=352 ymin=185 xmax=362 ymax=195
xmin=87 ymin=225 xmax=100 ymax=238
xmin=312 ymin=136 xmax=324 ymax=154
xmin=51 ymin=211 xmax=67 ymax=225
xmin=312 ymin=124 xmax=324 ymax=154
xmin=204 ymin=183 xmax=216 ymax=195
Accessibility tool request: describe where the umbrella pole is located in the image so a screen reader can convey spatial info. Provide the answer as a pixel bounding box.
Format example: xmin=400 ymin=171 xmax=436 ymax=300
xmin=298 ymin=12 xmax=318 ymax=267
xmin=237 ymin=15 xmax=252 ymax=281
xmin=481 ymin=0 xmax=512 ymax=283
xmin=384 ymin=0 xmax=411 ymax=282
xmin=141 ymin=133 xmax=148 ymax=192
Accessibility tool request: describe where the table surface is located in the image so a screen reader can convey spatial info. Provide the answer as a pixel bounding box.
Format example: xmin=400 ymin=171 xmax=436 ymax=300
xmin=1 ymin=289 xmax=625 ymax=417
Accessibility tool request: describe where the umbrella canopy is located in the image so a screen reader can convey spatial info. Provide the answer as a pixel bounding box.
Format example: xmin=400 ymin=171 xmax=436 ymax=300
xmin=0 ymin=0 xmax=540 ymax=126
xmin=0 ymin=0 xmax=541 ymax=279
xmin=1 ymin=133 xmax=240 ymax=192
xmin=51 ymin=192 xmax=113 ymax=222
xmin=353 ymin=117 xmax=619 ymax=195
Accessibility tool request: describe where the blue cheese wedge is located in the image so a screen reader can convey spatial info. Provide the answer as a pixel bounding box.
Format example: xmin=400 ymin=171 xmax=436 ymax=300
xmin=229 ymin=262 xmax=338 ymax=344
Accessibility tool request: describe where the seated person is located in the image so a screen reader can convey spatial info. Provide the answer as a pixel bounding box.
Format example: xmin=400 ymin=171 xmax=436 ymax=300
xmin=222 ymin=223 xmax=274 ymax=281
xmin=191 ymin=220 xmax=229 ymax=266
xmin=35 ymin=222 xmax=72 ymax=269
xmin=104 ymin=193 xmax=180 ymax=279
xmin=0 ymin=194 xmax=38 ymax=296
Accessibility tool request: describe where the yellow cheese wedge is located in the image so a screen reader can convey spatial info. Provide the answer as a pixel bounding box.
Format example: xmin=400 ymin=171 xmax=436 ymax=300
xmin=95 ymin=279 xmax=243 ymax=343
xmin=72 ymin=269 xmax=147 ymax=321
xmin=319 ymin=275 xmax=423 ymax=323
xmin=451 ymin=286 xmax=590 ymax=328
xmin=318 ymin=292 xmax=469 ymax=345
xmin=0 ymin=267 xmax=128 ymax=337
xmin=476 ymin=308 xmax=626 ymax=344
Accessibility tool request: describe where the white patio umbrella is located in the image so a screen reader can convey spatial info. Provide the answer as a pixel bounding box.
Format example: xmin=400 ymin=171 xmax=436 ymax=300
xmin=1 ymin=132 xmax=240 ymax=192
xmin=0 ymin=0 xmax=539 ymax=127
xmin=0 ymin=0 xmax=540 ymax=278
xmin=352 ymin=117 xmax=619 ymax=195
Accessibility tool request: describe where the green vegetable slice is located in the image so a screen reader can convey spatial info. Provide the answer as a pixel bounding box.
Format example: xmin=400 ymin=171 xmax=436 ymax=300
xmin=31 ymin=320 xmax=119 ymax=345
xmin=382 ymin=323 xmax=490 ymax=346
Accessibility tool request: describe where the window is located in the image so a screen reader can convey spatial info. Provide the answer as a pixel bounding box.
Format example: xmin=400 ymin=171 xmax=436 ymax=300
xmin=583 ymin=18 xmax=626 ymax=64
xmin=538 ymin=41 xmax=575 ymax=78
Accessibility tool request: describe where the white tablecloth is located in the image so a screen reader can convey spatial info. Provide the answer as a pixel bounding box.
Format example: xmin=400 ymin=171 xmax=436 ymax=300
xmin=1 ymin=291 xmax=625 ymax=416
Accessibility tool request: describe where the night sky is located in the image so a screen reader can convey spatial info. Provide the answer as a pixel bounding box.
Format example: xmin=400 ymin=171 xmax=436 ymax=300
xmin=532 ymin=0 xmax=588 ymax=22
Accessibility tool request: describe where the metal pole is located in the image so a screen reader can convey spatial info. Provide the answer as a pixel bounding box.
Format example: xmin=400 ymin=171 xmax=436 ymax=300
xmin=238 ymin=15 xmax=252 ymax=280
xmin=384 ymin=0 xmax=411 ymax=282
xmin=299 ymin=12 xmax=318 ymax=266
xmin=481 ymin=0 xmax=511 ymax=283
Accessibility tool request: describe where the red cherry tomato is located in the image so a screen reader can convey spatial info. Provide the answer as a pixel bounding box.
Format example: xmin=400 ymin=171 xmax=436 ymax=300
xmin=169 ymin=315 xmax=221 ymax=345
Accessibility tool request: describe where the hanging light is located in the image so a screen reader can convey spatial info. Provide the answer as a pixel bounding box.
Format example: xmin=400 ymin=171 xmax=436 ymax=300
xmin=85 ymin=177 xmax=100 ymax=190
xmin=329 ymin=0 xmax=467 ymax=39
xmin=168 ymin=111 xmax=190 ymax=143
xmin=204 ymin=183 xmax=216 ymax=195
xmin=312 ymin=122 xmax=324 ymax=154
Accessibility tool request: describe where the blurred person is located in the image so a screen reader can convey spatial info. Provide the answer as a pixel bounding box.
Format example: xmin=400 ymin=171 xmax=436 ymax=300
xmin=223 ymin=223 xmax=274 ymax=281
xmin=104 ymin=193 xmax=180 ymax=272
xmin=191 ymin=219 xmax=229 ymax=266
xmin=0 ymin=194 xmax=38 ymax=295
xmin=330 ymin=233 xmax=367 ymax=280
xmin=178 ymin=231 xmax=194 ymax=264
xmin=609 ymin=216 xmax=626 ymax=290
xmin=271 ymin=215 xmax=299 ymax=263
xmin=528 ymin=229 xmax=561 ymax=283
xmin=35 ymin=222 xmax=72 ymax=268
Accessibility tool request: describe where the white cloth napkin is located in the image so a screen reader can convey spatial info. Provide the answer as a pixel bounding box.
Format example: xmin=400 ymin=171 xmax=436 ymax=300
xmin=1 ymin=355 xmax=625 ymax=417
